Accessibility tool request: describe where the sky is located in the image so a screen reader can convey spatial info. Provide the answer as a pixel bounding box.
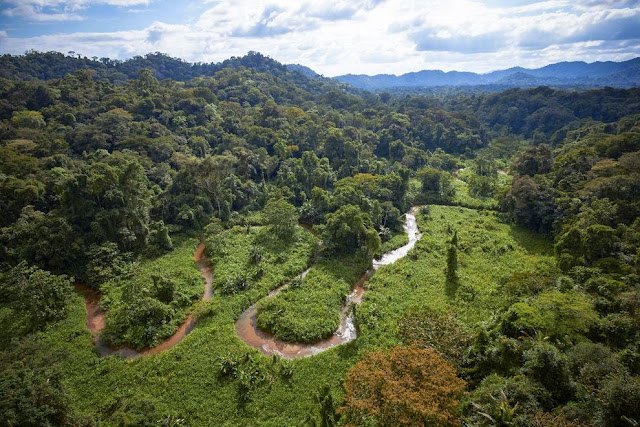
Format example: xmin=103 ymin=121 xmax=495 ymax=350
xmin=0 ymin=0 xmax=639 ymax=76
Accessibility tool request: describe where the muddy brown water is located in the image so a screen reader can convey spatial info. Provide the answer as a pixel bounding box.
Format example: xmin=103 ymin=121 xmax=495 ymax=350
xmin=77 ymin=243 xmax=213 ymax=358
xmin=81 ymin=209 xmax=421 ymax=359
xmin=234 ymin=207 xmax=422 ymax=359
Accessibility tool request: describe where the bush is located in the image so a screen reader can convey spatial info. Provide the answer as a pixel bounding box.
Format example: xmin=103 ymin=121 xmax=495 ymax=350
xmin=85 ymin=242 xmax=132 ymax=289
xmin=597 ymin=374 xmax=640 ymax=426
xmin=463 ymin=374 xmax=550 ymax=425
xmin=220 ymin=272 xmax=252 ymax=295
xmin=502 ymin=290 xmax=599 ymax=342
xmin=262 ymin=197 xmax=298 ymax=241
xmin=522 ymin=341 xmax=574 ymax=404
xmin=0 ymin=337 xmax=77 ymax=426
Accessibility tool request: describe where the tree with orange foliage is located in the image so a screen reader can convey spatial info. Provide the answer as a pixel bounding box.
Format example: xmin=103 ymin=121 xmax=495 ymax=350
xmin=340 ymin=346 xmax=466 ymax=426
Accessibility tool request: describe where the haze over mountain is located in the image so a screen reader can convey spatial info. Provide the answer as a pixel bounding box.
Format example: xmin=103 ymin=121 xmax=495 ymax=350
xmin=335 ymin=58 xmax=640 ymax=90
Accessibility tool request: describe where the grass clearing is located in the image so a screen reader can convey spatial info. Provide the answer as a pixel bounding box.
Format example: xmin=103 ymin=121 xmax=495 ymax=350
xmin=356 ymin=205 xmax=554 ymax=345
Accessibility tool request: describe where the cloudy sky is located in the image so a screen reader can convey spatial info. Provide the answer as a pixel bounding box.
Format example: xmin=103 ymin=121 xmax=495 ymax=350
xmin=1 ymin=0 xmax=639 ymax=76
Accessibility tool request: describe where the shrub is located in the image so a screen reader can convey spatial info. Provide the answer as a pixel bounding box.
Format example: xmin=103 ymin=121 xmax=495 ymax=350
xmin=220 ymin=272 xmax=251 ymax=295
xmin=522 ymin=341 xmax=574 ymax=404
xmin=597 ymin=374 xmax=640 ymax=426
xmin=463 ymin=374 xmax=550 ymax=425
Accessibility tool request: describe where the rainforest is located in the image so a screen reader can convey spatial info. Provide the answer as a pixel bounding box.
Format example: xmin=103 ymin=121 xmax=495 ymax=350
xmin=0 ymin=51 xmax=639 ymax=426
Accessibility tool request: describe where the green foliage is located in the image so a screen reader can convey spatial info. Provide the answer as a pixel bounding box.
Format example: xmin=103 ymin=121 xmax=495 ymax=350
xmin=256 ymin=253 xmax=369 ymax=343
xmin=11 ymin=110 xmax=45 ymax=129
xmin=0 ymin=262 xmax=72 ymax=332
xmin=85 ymin=242 xmax=133 ymax=289
xmin=100 ymin=238 xmax=202 ymax=349
xmin=322 ymin=204 xmax=380 ymax=256
xmin=207 ymin=225 xmax=317 ymax=299
xmin=445 ymin=231 xmax=460 ymax=296
xmin=417 ymin=167 xmax=454 ymax=202
xmin=503 ymin=290 xmax=599 ymax=341
xmin=522 ymin=341 xmax=574 ymax=403
xmin=0 ymin=51 xmax=639 ymax=426
xmin=597 ymin=373 xmax=640 ymax=426
xmin=314 ymin=385 xmax=339 ymax=427
xmin=146 ymin=221 xmax=173 ymax=256
xmin=0 ymin=337 xmax=78 ymax=426
xmin=262 ymin=197 xmax=298 ymax=241
xmin=398 ymin=308 xmax=472 ymax=366
xmin=463 ymin=374 xmax=550 ymax=425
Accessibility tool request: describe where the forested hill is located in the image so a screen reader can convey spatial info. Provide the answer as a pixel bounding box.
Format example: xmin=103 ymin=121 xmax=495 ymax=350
xmin=5 ymin=51 xmax=640 ymax=92
xmin=0 ymin=51 xmax=333 ymax=88
xmin=0 ymin=49 xmax=638 ymax=282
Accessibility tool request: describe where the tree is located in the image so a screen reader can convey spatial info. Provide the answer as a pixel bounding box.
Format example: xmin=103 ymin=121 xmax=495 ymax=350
xmin=322 ymin=204 xmax=380 ymax=256
xmin=340 ymin=346 xmax=466 ymax=426
xmin=417 ymin=167 xmax=454 ymax=202
xmin=582 ymin=224 xmax=620 ymax=263
xmin=85 ymin=243 xmax=132 ymax=289
xmin=522 ymin=341 xmax=574 ymax=403
xmin=0 ymin=337 xmax=77 ymax=426
xmin=0 ymin=262 xmax=72 ymax=331
xmin=511 ymin=144 xmax=552 ymax=176
xmin=445 ymin=231 xmax=460 ymax=296
xmin=262 ymin=197 xmax=298 ymax=240
xmin=501 ymin=175 xmax=555 ymax=233
xmin=196 ymin=154 xmax=237 ymax=221
xmin=314 ymin=385 xmax=338 ymax=427
xmin=468 ymin=174 xmax=498 ymax=198
xmin=11 ymin=110 xmax=45 ymax=129
xmin=503 ymin=290 xmax=599 ymax=342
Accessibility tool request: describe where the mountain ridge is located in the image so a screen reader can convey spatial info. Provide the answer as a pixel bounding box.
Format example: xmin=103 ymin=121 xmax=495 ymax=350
xmin=1 ymin=50 xmax=638 ymax=91
xmin=334 ymin=57 xmax=640 ymax=89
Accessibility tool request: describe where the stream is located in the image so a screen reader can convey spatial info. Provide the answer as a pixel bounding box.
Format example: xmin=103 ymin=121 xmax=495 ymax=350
xmin=80 ymin=208 xmax=421 ymax=359
xmin=234 ymin=206 xmax=422 ymax=359
xmin=77 ymin=243 xmax=213 ymax=358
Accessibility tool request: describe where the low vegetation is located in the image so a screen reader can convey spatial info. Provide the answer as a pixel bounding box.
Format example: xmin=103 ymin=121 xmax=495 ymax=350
xmin=99 ymin=237 xmax=203 ymax=349
xmin=256 ymin=253 xmax=370 ymax=343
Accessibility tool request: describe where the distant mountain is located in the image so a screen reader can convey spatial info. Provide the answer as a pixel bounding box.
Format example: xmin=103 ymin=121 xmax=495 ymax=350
xmin=334 ymin=58 xmax=640 ymax=90
xmin=3 ymin=50 xmax=638 ymax=92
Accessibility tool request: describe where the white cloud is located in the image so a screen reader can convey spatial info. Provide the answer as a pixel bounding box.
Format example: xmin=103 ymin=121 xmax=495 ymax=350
xmin=0 ymin=0 xmax=639 ymax=75
xmin=3 ymin=4 xmax=84 ymax=21
xmin=2 ymin=0 xmax=154 ymax=21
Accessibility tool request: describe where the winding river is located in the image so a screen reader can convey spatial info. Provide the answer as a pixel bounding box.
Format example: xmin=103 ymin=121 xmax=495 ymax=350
xmin=80 ymin=208 xmax=421 ymax=359
xmin=234 ymin=206 xmax=422 ymax=359
xmin=77 ymin=244 xmax=213 ymax=358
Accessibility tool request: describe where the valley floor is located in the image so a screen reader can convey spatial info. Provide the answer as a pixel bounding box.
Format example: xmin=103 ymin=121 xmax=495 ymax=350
xmin=8 ymin=205 xmax=553 ymax=425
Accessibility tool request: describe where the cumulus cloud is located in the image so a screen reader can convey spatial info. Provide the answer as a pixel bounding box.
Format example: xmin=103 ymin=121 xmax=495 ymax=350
xmin=0 ymin=0 xmax=639 ymax=75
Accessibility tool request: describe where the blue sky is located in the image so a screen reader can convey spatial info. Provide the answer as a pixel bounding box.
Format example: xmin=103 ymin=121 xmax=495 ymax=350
xmin=1 ymin=0 xmax=639 ymax=76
